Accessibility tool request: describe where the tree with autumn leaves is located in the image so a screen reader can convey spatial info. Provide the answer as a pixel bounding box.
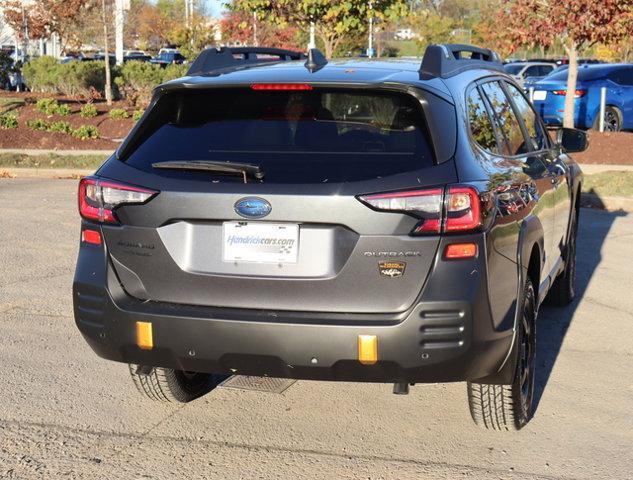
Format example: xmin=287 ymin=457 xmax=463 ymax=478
xmin=230 ymin=0 xmax=408 ymax=58
xmin=496 ymin=0 xmax=633 ymax=128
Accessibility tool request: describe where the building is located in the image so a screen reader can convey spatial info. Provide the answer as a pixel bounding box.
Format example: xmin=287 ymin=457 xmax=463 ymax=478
xmin=0 ymin=1 xmax=62 ymax=60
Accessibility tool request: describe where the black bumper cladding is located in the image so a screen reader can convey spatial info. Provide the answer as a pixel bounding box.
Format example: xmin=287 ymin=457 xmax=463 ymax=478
xmin=73 ymin=238 xmax=514 ymax=384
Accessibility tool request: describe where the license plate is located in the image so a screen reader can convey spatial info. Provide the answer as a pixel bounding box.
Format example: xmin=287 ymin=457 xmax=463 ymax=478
xmin=223 ymin=222 xmax=299 ymax=264
xmin=532 ymin=90 xmax=547 ymax=101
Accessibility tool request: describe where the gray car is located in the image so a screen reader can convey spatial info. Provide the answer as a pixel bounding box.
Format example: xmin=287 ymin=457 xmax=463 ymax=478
xmin=74 ymin=45 xmax=584 ymax=430
xmin=503 ymin=62 xmax=556 ymax=88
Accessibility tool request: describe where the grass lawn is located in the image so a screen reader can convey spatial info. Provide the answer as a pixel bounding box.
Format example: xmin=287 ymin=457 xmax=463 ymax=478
xmin=0 ymin=153 xmax=108 ymax=169
xmin=582 ymin=171 xmax=633 ymax=198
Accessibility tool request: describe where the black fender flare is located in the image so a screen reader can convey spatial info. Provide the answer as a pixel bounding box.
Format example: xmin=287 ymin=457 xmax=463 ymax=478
xmin=476 ymin=214 xmax=544 ymax=385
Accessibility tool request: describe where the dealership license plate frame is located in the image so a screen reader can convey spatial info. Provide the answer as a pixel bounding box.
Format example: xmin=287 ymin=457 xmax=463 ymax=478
xmin=222 ymin=222 xmax=300 ymax=264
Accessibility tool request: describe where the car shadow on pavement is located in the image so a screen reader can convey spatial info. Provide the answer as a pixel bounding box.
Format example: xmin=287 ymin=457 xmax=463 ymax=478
xmin=532 ymin=207 xmax=628 ymax=413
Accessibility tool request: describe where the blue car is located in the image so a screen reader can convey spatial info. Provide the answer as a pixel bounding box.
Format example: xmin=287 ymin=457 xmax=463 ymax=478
xmin=531 ymin=64 xmax=633 ymax=131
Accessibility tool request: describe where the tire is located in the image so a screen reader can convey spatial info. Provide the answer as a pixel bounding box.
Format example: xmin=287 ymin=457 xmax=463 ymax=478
xmin=593 ymin=106 xmax=622 ymax=132
xmin=467 ymin=278 xmax=537 ymax=430
xmin=548 ymin=208 xmax=578 ymax=306
xmin=128 ymin=364 xmax=223 ymax=403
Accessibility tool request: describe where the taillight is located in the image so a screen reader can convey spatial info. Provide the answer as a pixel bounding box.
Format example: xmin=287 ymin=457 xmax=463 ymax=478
xmin=78 ymin=177 xmax=157 ymax=224
xmin=552 ymin=89 xmax=586 ymax=98
xmin=445 ymin=187 xmax=482 ymax=232
xmin=360 ymin=189 xmax=443 ymax=234
xmin=358 ymin=185 xmax=482 ymax=235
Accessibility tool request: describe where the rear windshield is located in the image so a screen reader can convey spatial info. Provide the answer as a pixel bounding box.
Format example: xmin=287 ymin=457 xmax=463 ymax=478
xmin=547 ymin=67 xmax=609 ymax=82
xmin=121 ymin=88 xmax=434 ymax=183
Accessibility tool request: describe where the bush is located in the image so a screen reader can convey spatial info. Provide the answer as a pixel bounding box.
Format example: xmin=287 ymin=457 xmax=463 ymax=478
xmin=0 ymin=113 xmax=18 ymax=129
xmin=108 ymin=108 xmax=128 ymax=120
xmin=36 ymin=98 xmax=59 ymax=116
xmin=57 ymin=61 xmax=106 ymax=99
xmin=26 ymin=118 xmax=50 ymax=131
xmin=56 ymin=104 xmax=71 ymax=116
xmin=72 ymin=124 xmax=100 ymax=140
xmin=23 ymin=57 xmax=107 ymax=99
xmin=22 ymin=56 xmax=60 ymax=93
xmin=115 ymin=61 xmax=163 ymax=107
xmin=80 ymin=103 xmax=98 ymax=118
xmin=162 ymin=63 xmax=188 ymax=82
xmin=48 ymin=121 xmax=72 ymax=134
xmin=132 ymin=109 xmax=144 ymax=122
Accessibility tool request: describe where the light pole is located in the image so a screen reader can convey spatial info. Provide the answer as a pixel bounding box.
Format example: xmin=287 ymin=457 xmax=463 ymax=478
xmin=308 ymin=21 xmax=316 ymax=50
xmin=367 ymin=1 xmax=374 ymax=58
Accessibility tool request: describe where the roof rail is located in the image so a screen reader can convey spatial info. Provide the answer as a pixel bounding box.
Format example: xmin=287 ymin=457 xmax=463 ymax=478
xmin=420 ymin=44 xmax=503 ymax=79
xmin=187 ymin=46 xmax=306 ymax=76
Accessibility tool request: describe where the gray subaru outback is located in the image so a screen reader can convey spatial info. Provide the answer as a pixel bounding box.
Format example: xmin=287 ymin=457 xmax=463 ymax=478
xmin=73 ymin=45 xmax=585 ymax=430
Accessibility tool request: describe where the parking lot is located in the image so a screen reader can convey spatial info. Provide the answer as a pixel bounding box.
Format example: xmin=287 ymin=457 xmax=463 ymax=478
xmin=1 ymin=178 xmax=632 ymax=479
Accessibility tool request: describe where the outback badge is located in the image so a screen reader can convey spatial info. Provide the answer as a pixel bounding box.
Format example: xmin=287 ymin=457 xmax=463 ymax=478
xmin=379 ymin=261 xmax=406 ymax=278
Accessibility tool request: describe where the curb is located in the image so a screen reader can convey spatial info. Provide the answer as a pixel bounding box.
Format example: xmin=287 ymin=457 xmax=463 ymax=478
xmin=0 ymin=167 xmax=95 ymax=178
xmin=0 ymin=148 xmax=114 ymax=156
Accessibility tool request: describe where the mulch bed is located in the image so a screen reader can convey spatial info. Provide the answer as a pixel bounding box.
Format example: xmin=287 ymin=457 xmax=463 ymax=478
xmin=0 ymin=91 xmax=135 ymax=150
xmin=573 ymin=131 xmax=633 ymax=165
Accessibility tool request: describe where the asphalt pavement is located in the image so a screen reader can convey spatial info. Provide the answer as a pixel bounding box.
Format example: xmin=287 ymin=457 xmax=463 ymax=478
xmin=0 ymin=179 xmax=632 ymax=480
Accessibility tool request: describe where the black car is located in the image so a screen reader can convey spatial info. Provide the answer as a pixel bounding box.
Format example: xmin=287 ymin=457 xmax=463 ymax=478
xmin=150 ymin=49 xmax=186 ymax=67
xmin=73 ymin=44 xmax=584 ymax=430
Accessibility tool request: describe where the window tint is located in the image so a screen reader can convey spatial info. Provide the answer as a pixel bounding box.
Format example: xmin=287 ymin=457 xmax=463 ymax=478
xmin=122 ymin=89 xmax=434 ymax=183
xmin=503 ymin=64 xmax=524 ymax=75
xmin=524 ymin=65 xmax=540 ymax=78
xmin=504 ymin=83 xmax=548 ymax=151
xmin=608 ymin=68 xmax=633 ymax=86
xmin=466 ymin=87 xmax=500 ymax=154
xmin=548 ymin=66 xmax=607 ymax=82
xmin=538 ymin=65 xmax=554 ymax=76
xmin=481 ymin=82 xmax=527 ymax=156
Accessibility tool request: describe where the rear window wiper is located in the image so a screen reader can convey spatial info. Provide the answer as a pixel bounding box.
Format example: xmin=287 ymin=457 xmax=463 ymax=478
xmin=152 ymin=160 xmax=265 ymax=182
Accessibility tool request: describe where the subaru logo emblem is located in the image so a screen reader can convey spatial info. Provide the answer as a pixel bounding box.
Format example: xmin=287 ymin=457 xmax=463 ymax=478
xmin=234 ymin=197 xmax=271 ymax=219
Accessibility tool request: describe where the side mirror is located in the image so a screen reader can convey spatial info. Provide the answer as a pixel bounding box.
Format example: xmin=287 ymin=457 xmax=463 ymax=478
xmin=557 ymin=128 xmax=588 ymax=153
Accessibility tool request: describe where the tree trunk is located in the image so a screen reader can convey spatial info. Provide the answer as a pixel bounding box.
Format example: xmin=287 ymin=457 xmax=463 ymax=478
xmin=321 ymin=36 xmax=334 ymax=58
xmin=563 ymin=41 xmax=578 ymax=129
xmin=102 ymin=0 xmax=112 ymax=106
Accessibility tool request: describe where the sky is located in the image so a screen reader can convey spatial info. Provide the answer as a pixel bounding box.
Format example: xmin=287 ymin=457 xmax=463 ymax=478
xmin=205 ymin=0 xmax=227 ymax=17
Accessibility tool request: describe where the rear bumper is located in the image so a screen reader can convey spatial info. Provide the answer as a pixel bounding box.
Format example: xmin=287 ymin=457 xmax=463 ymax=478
xmin=73 ymin=236 xmax=515 ymax=384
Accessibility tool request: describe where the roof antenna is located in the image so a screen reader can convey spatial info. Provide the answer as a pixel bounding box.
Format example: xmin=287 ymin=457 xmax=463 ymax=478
xmin=305 ymin=48 xmax=328 ymax=73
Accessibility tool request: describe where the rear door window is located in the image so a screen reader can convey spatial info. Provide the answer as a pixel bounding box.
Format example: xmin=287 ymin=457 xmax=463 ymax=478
xmin=466 ymin=87 xmax=501 ymax=155
xmin=481 ymin=81 xmax=528 ymax=156
xmin=504 ymin=83 xmax=549 ymax=151
xmin=122 ymin=88 xmax=435 ymax=183
xmin=523 ymin=65 xmax=540 ymax=78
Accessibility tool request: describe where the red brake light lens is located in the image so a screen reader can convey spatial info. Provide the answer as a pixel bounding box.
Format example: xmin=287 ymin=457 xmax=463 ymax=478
xmin=251 ymin=83 xmax=313 ymax=91
xmin=358 ymin=185 xmax=482 ymax=235
xmin=78 ymin=177 xmax=157 ymax=224
xmin=552 ymin=89 xmax=586 ymax=98
xmin=444 ymin=186 xmax=482 ymax=232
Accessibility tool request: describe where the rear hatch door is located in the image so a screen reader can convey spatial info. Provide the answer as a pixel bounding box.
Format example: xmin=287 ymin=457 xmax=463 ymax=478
xmin=100 ymin=86 xmax=457 ymax=314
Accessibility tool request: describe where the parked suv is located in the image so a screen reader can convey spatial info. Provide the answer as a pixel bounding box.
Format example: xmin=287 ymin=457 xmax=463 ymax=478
xmin=74 ymin=44 xmax=584 ymax=430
